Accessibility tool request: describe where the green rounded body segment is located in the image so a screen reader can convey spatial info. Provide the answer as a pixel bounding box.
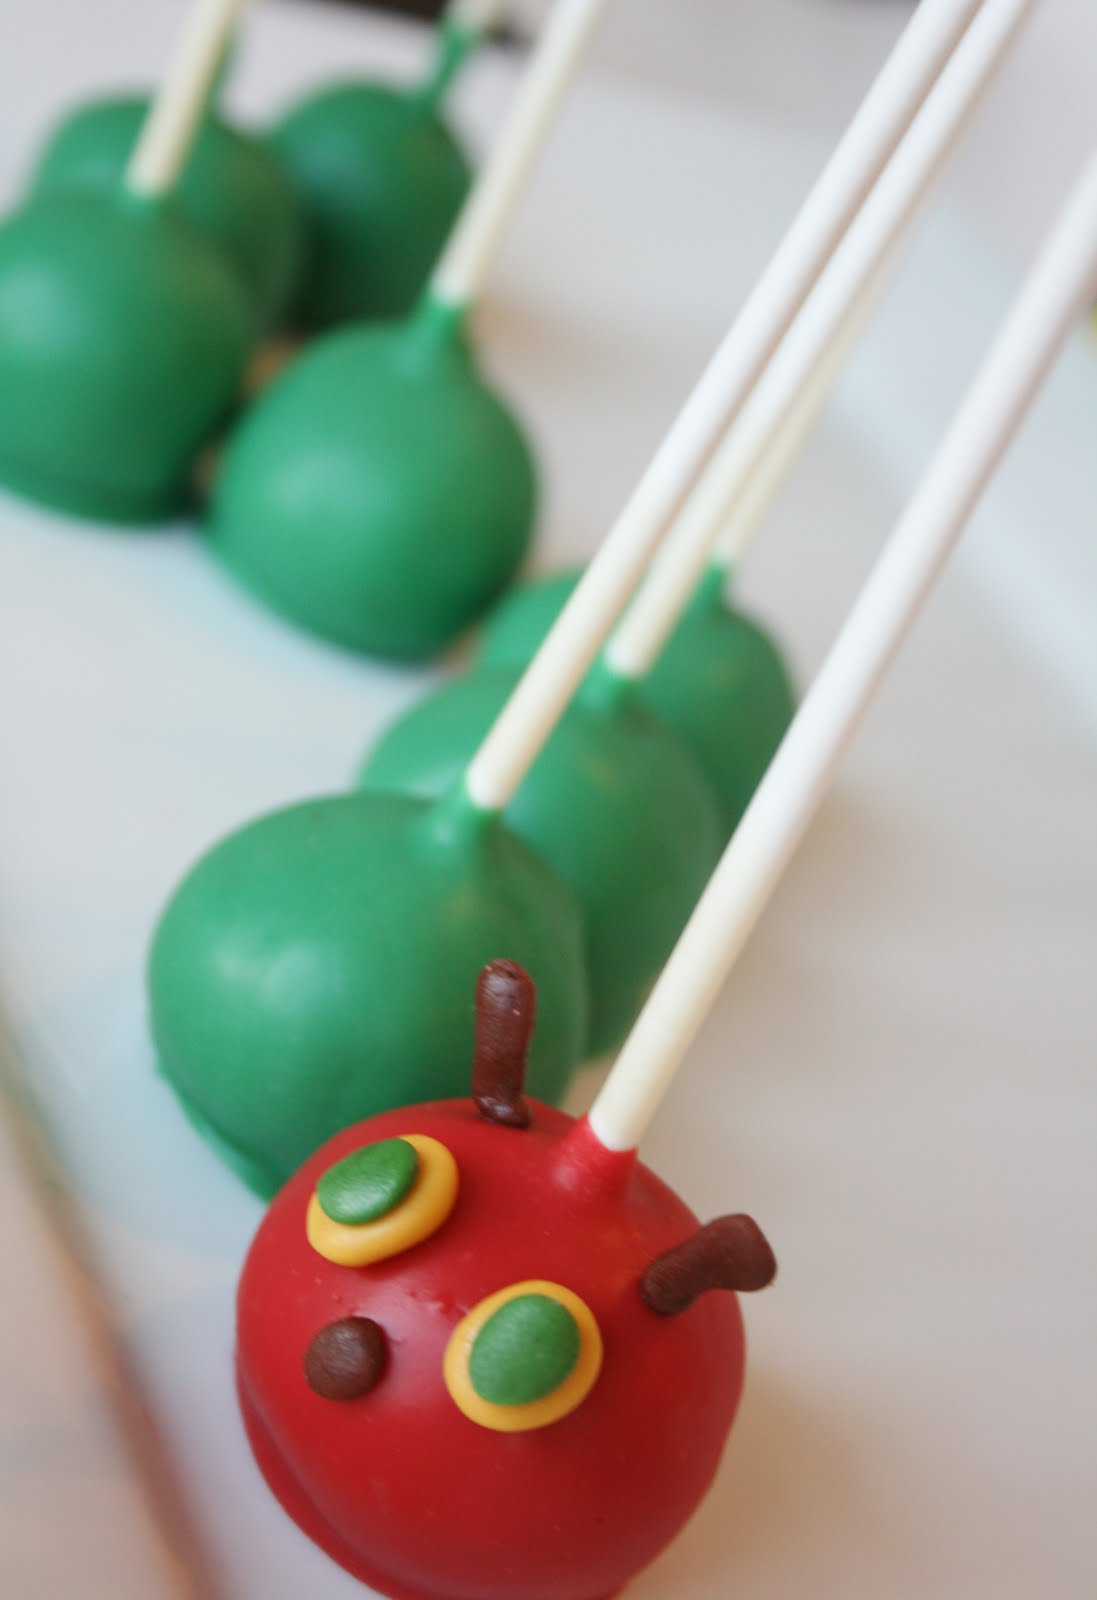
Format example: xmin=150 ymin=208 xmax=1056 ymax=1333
xmin=30 ymin=96 xmax=306 ymax=331
xmin=359 ymin=667 xmax=723 ymax=1054
xmin=148 ymin=790 xmax=588 ymax=1198
xmin=469 ymin=1295 xmax=582 ymax=1407
xmin=274 ymin=81 xmax=471 ymax=331
xmin=207 ymin=301 xmax=537 ymax=660
xmin=316 ymin=1137 xmax=420 ymax=1224
xmin=0 ymin=189 xmax=253 ymax=523
xmin=480 ymin=566 xmax=796 ymax=836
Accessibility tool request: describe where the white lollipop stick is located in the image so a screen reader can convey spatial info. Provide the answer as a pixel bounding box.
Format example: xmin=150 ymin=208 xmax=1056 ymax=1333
xmin=589 ymin=150 xmax=1097 ymax=1155
xmin=465 ymin=0 xmax=987 ymax=810
xmin=126 ymin=0 xmax=250 ymax=198
xmin=605 ymin=0 xmax=1035 ymax=682
xmin=711 ymin=283 xmax=882 ymax=577
xmin=430 ymin=0 xmax=607 ymax=308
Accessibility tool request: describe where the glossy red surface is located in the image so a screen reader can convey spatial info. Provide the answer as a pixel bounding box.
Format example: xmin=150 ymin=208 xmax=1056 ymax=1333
xmin=237 ymin=1100 xmax=746 ymax=1600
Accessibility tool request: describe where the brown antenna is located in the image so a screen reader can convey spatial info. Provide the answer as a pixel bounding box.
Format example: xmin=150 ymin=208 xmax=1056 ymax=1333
xmin=471 ymin=960 xmax=535 ymax=1128
xmin=641 ymin=1215 xmax=776 ymax=1315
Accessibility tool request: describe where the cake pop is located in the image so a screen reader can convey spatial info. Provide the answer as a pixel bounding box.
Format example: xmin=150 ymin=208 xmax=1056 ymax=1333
xmin=360 ymin=662 xmax=722 ymax=1053
xmin=0 ymin=0 xmax=254 ymax=522
xmin=236 ymin=961 xmax=776 ymax=1600
xmin=30 ymin=91 xmax=306 ymax=335
xmin=236 ymin=145 xmax=1097 ymax=1594
xmin=273 ymin=0 xmax=504 ymax=330
xmin=207 ymin=0 xmax=607 ymax=661
xmin=148 ymin=787 xmax=588 ymax=1198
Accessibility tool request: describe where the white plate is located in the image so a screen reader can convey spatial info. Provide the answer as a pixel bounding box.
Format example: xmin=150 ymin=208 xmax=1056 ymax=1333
xmin=1 ymin=4 xmax=1095 ymax=1598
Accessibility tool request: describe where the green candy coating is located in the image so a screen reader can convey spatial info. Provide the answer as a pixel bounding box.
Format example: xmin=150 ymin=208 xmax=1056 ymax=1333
xmin=0 ymin=190 xmax=253 ymax=523
xmin=469 ymin=1294 xmax=581 ymax=1407
xmin=148 ymin=789 xmax=587 ymax=1198
xmin=316 ymin=1137 xmax=419 ymax=1224
xmin=208 ymin=300 xmax=536 ymax=661
xmin=30 ymin=96 xmax=306 ymax=332
xmin=273 ymin=82 xmax=471 ymax=330
xmin=359 ymin=666 xmax=722 ymax=1054
xmin=480 ymin=566 xmax=796 ymax=836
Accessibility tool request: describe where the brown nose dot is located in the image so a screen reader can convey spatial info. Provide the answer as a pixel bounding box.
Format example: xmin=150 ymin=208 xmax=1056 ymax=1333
xmin=304 ymin=1317 xmax=388 ymax=1400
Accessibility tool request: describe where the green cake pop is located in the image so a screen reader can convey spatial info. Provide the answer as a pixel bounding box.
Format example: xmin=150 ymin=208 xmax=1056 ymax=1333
xmin=149 ymin=787 xmax=588 ymax=1198
xmin=207 ymin=0 xmax=608 ymax=661
xmin=30 ymin=95 xmax=305 ymax=334
xmin=272 ymin=0 xmax=500 ymax=329
xmin=0 ymin=0 xmax=255 ymax=522
xmin=480 ymin=565 xmax=795 ymax=837
xmin=359 ymin=664 xmax=722 ymax=1054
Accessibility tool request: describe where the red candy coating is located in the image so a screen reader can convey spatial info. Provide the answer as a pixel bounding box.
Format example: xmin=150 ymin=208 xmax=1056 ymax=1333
xmin=237 ymin=1100 xmax=746 ymax=1600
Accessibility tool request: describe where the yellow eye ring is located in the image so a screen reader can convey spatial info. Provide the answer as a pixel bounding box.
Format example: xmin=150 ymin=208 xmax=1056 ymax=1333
xmin=444 ymin=1280 xmax=602 ymax=1433
xmin=306 ymin=1134 xmax=459 ymax=1267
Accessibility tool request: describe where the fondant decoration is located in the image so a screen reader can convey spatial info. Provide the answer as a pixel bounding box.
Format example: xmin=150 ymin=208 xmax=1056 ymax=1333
xmin=360 ymin=664 xmax=722 ymax=1053
xmin=641 ymin=1216 xmax=778 ymax=1314
xmin=315 ymin=1137 xmax=420 ymax=1224
xmin=306 ymin=1133 xmax=460 ymax=1267
xmin=465 ymin=1290 xmax=582 ymax=1405
xmin=207 ymin=0 xmax=606 ymax=661
xmin=470 ymin=958 xmax=534 ymax=1127
xmin=446 ymin=1280 xmax=602 ymax=1430
xmin=304 ymin=1318 xmax=387 ymax=1400
xmin=0 ymin=0 xmax=254 ymax=522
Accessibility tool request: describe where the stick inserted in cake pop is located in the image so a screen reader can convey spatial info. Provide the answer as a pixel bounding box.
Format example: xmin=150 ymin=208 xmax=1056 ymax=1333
xmin=428 ymin=0 xmax=603 ymax=307
xmin=589 ymin=147 xmax=1097 ymax=1154
xmin=212 ymin=0 xmax=608 ymax=660
xmin=462 ymin=0 xmax=989 ymax=809
xmin=0 ymin=0 xmax=257 ymax=521
xmin=125 ymin=0 xmax=250 ymax=197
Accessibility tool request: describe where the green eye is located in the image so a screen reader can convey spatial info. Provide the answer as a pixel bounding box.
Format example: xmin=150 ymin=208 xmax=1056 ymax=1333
xmin=469 ymin=1294 xmax=581 ymax=1406
xmin=307 ymin=1135 xmax=459 ymax=1267
xmin=316 ymin=1137 xmax=420 ymax=1225
xmin=444 ymin=1280 xmax=603 ymax=1433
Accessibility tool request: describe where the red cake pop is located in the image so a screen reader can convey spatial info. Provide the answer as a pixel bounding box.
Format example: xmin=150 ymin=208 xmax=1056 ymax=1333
xmin=237 ymin=962 xmax=774 ymax=1600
